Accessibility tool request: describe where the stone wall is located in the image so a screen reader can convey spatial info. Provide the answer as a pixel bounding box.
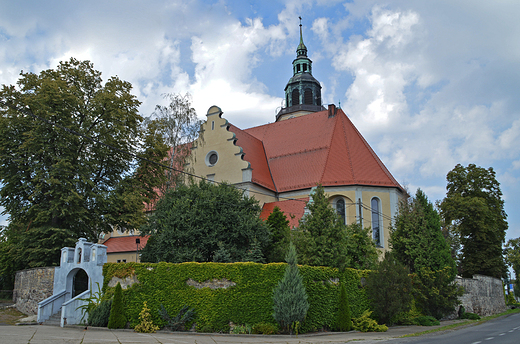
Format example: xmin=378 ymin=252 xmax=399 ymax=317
xmin=14 ymin=267 xmax=55 ymax=315
xmin=456 ymin=274 xmax=507 ymax=317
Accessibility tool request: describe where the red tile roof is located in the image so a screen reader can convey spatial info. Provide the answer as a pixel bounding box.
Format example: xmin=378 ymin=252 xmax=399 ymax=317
xmin=103 ymin=235 xmax=150 ymax=253
xmin=260 ymin=198 xmax=309 ymax=229
xmin=229 ymin=106 xmax=403 ymax=193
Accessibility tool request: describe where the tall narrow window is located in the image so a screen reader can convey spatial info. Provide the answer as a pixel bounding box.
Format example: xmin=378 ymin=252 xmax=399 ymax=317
xmin=371 ymin=198 xmax=381 ymax=247
xmin=336 ymin=198 xmax=346 ymax=224
xmin=304 ymin=89 xmax=313 ymax=105
xmin=296 ymin=64 xmax=301 ymax=72
xmin=291 ymin=89 xmax=300 ymax=106
xmin=303 ymin=64 xmax=307 ymax=72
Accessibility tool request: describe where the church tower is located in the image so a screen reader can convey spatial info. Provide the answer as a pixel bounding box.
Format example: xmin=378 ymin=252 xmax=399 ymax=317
xmin=276 ymin=18 xmax=325 ymax=121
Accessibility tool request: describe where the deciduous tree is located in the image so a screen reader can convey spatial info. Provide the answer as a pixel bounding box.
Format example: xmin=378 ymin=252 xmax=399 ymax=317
xmin=439 ymin=164 xmax=508 ymax=278
xmin=139 ymin=180 xmax=269 ymax=263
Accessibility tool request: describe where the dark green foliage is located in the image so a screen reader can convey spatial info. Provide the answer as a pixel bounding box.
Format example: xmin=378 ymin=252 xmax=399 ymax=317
xmin=244 ymin=238 xmax=266 ymax=263
xmin=159 ymin=304 xmax=196 ymax=331
xmin=108 ymin=283 xmax=127 ymax=329
xmin=504 ymin=238 xmax=520 ymax=298
xmin=265 ymin=206 xmax=291 ymax=262
xmin=102 ymin=261 xmax=370 ymax=333
xmin=345 ymin=223 xmax=379 ymax=270
xmin=140 ymin=180 xmax=269 ymax=263
xmin=294 ymin=185 xmax=347 ymax=269
xmin=212 ymin=242 xmax=232 ymax=263
xmin=0 ymin=59 xmax=169 ymax=278
xmin=440 ymin=164 xmax=508 ymax=278
xmin=252 ymin=322 xmax=279 ymax=334
xmin=336 ymin=282 xmax=352 ymax=331
xmin=412 ymin=315 xmax=440 ymax=326
xmin=89 ymin=299 xmax=113 ymax=327
xmin=460 ymin=312 xmax=480 ymax=320
xmin=366 ymin=252 xmax=413 ymax=326
xmin=272 ymin=243 xmax=309 ymax=333
xmin=390 ymin=189 xmax=456 ymax=277
xmin=412 ymin=267 xmax=463 ymax=320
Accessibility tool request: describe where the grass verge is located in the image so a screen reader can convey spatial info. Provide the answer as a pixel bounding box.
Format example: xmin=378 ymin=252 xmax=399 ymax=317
xmin=401 ymin=308 xmax=520 ymax=338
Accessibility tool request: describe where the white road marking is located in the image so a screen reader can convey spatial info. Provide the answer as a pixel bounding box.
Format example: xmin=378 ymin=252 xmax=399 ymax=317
xmin=499 ymin=333 xmax=506 ymax=336
xmin=485 ymin=338 xmax=494 ymax=340
xmin=471 ymin=341 xmax=482 ymax=344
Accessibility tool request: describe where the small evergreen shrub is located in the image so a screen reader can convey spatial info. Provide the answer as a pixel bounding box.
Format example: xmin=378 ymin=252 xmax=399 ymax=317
xmin=461 ymin=312 xmax=480 ymax=320
xmin=134 ymin=301 xmax=160 ymax=333
xmin=352 ymin=310 xmax=388 ymax=332
xmin=412 ymin=315 xmax=440 ymax=326
xmin=159 ymin=304 xmax=195 ymax=331
xmin=336 ymin=282 xmax=352 ymax=331
xmin=252 ymin=322 xmax=278 ymax=334
xmin=107 ymin=282 xmax=127 ymax=329
xmin=272 ymin=243 xmax=309 ymax=334
xmin=88 ymin=299 xmax=113 ymax=327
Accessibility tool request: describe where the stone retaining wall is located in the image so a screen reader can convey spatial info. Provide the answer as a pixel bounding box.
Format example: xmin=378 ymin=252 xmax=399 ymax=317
xmin=14 ymin=267 xmax=55 ymax=315
xmin=456 ymin=274 xmax=507 ymax=317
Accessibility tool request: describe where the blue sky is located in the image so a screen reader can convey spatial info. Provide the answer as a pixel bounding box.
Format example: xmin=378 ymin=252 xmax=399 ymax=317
xmin=1 ymin=0 xmax=520 ymax=246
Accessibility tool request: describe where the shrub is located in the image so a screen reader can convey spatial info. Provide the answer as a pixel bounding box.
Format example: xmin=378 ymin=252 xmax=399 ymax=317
xmin=352 ymin=310 xmax=388 ymax=332
xmin=272 ymin=243 xmax=309 ymax=333
xmin=252 ymin=322 xmax=278 ymax=334
xmin=336 ymin=282 xmax=352 ymax=331
xmin=88 ymin=298 xmax=112 ymax=327
xmin=134 ymin=301 xmax=159 ymax=333
xmin=412 ymin=315 xmax=440 ymax=326
xmin=366 ymin=252 xmax=413 ymax=325
xmin=77 ymin=282 xmax=103 ymax=324
xmin=231 ymin=324 xmax=252 ymax=334
xmin=461 ymin=312 xmax=480 ymax=320
xmin=107 ymin=282 xmax=127 ymax=329
xmin=159 ymin=304 xmax=195 ymax=331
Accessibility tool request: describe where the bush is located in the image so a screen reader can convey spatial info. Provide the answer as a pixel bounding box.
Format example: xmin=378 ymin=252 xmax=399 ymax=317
xmin=366 ymin=252 xmax=413 ymax=325
xmin=336 ymin=282 xmax=352 ymax=331
xmin=88 ymin=299 xmax=113 ymax=327
xmin=134 ymin=301 xmax=159 ymax=333
xmin=159 ymin=304 xmax=195 ymax=331
xmin=352 ymin=310 xmax=388 ymax=332
xmin=252 ymin=322 xmax=278 ymax=334
xmin=107 ymin=282 xmax=127 ymax=329
xmin=231 ymin=324 xmax=252 ymax=334
xmin=461 ymin=312 xmax=480 ymax=320
xmin=412 ymin=315 xmax=440 ymax=326
xmin=272 ymin=243 xmax=309 ymax=333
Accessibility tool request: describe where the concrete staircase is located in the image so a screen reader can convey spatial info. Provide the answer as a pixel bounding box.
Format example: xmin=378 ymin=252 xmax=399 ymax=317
xmin=42 ymin=309 xmax=61 ymax=326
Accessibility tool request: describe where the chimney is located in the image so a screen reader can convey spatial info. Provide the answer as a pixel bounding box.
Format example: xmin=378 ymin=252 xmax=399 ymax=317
xmin=328 ymin=104 xmax=336 ymax=118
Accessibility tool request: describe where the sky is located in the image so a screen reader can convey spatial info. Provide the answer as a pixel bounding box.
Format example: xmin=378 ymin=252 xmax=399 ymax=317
xmin=1 ymin=0 xmax=519 ymax=244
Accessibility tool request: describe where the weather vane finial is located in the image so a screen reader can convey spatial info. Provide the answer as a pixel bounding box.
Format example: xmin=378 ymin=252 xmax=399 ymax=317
xmin=299 ymin=16 xmax=302 ymax=27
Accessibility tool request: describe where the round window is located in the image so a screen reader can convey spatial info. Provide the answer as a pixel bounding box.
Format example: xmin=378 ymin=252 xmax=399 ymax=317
xmin=205 ymin=151 xmax=219 ymax=167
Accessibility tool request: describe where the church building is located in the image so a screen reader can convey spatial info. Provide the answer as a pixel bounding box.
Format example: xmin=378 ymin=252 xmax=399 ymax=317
xmin=187 ymin=23 xmax=406 ymax=251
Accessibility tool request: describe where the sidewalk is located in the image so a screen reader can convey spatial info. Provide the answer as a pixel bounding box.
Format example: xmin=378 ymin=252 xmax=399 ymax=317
xmin=0 ymin=320 xmax=466 ymax=344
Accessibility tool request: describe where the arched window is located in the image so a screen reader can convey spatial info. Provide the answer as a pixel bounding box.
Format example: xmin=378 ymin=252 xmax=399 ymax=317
xmin=292 ymin=89 xmax=300 ymax=106
xmin=304 ymin=88 xmax=313 ymax=105
xmin=336 ymin=198 xmax=346 ymax=224
xmin=303 ymin=63 xmax=308 ymax=72
xmin=371 ymin=198 xmax=382 ymax=247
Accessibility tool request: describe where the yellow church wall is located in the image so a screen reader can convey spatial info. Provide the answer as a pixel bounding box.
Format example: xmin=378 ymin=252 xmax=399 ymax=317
xmin=188 ymin=106 xmax=250 ymax=185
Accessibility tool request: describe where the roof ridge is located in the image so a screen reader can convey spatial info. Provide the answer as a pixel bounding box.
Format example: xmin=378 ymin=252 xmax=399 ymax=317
xmin=261 ymin=139 xmax=278 ymax=193
xmin=339 ymin=111 xmax=356 ymax=181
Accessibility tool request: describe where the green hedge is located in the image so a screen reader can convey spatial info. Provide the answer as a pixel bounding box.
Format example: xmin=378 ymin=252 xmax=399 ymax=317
xmin=102 ymin=262 xmax=370 ymax=332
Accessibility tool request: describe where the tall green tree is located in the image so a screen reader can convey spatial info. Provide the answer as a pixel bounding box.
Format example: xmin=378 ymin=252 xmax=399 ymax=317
xmin=504 ymin=238 xmax=520 ymax=297
xmin=345 ymin=223 xmax=379 ymax=270
xmin=390 ymin=189 xmax=456 ymax=277
xmin=265 ymin=206 xmax=291 ymax=262
xmin=294 ymin=185 xmax=347 ymax=269
xmin=0 ymin=58 xmax=169 ymax=284
xmin=140 ymin=180 xmax=269 ymax=263
xmin=439 ymin=164 xmax=508 ymax=278
xmin=272 ymin=242 xmax=309 ymax=334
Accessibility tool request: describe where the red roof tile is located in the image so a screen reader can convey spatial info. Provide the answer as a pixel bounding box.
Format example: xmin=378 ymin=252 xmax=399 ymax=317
xmin=229 ymin=106 xmax=403 ymax=193
xmin=260 ymin=198 xmax=309 ymax=229
xmin=103 ymin=235 xmax=150 ymax=253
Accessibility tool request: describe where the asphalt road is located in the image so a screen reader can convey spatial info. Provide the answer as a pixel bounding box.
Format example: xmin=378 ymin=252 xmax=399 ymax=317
xmin=390 ymin=312 xmax=520 ymax=344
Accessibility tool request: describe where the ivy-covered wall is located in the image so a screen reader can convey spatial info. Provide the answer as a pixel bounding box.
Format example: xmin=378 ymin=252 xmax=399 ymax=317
xmin=103 ymin=262 xmax=370 ymax=332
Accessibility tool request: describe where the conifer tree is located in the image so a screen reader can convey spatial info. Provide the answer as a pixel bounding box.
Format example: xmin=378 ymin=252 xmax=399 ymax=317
xmin=272 ymin=242 xmax=309 ymax=333
xmin=296 ymin=185 xmax=347 ymax=269
xmin=336 ymin=282 xmax=352 ymax=331
xmin=265 ymin=206 xmax=291 ymax=262
xmin=108 ymin=282 xmax=127 ymax=329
